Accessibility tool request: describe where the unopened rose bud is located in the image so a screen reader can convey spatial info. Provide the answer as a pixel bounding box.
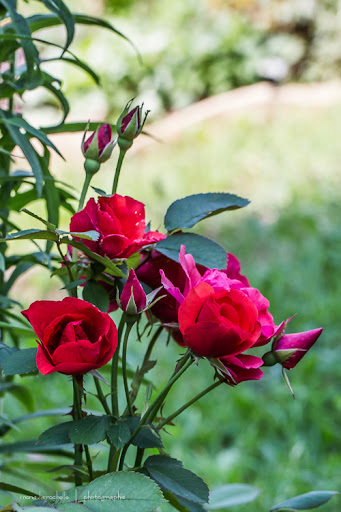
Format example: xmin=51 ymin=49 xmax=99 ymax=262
xmin=119 ymin=269 xmax=147 ymax=317
xmin=116 ymin=100 xmax=149 ymax=150
xmin=82 ymin=123 xmax=117 ymax=173
xmin=263 ymin=328 xmax=323 ymax=369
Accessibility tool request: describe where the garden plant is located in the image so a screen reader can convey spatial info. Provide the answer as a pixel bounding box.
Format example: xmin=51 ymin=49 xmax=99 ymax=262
xmin=0 ymin=2 xmax=339 ymax=512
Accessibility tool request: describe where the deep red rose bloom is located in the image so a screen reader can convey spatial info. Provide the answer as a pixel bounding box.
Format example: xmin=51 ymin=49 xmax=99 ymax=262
xmin=22 ymin=297 xmax=118 ymax=376
xmin=70 ymin=194 xmax=165 ymax=260
xmin=178 ymin=282 xmax=263 ymax=358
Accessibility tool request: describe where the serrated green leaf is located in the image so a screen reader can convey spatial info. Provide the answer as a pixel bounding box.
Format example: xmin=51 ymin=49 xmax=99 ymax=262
xmin=38 ymin=422 xmax=73 ymax=446
xmin=20 ymin=208 xmax=56 ymax=230
xmin=144 ymin=455 xmax=209 ymax=504
xmin=82 ymin=280 xmax=110 ymax=312
xmin=164 ymin=491 xmax=206 ymax=512
xmin=156 ymin=233 xmax=227 ymax=269
xmin=59 ymin=471 xmax=164 ymax=512
xmin=164 ymin=193 xmax=250 ymax=232
xmin=107 ymin=419 xmax=131 ymax=449
xmin=1 ymin=347 xmax=37 ymax=375
xmin=207 ymin=484 xmax=260 ymax=509
xmin=69 ymin=415 xmax=113 ymax=445
xmin=270 ymin=491 xmax=339 ymax=511
xmin=126 ymin=417 xmax=163 ymax=449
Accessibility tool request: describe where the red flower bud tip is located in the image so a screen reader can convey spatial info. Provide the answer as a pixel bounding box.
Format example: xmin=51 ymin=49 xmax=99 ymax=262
xmin=272 ymin=327 xmax=323 ymax=369
xmin=82 ymin=123 xmax=117 ymax=166
xmin=120 ymin=269 xmax=147 ymax=315
xmin=116 ymin=100 xmax=149 ymax=148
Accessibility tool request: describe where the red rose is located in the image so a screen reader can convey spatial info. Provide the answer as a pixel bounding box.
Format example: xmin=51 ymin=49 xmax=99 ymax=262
xmin=178 ymin=282 xmax=262 ymax=358
xmin=70 ymin=194 xmax=165 ymax=260
xmin=22 ymin=297 xmax=118 ymax=376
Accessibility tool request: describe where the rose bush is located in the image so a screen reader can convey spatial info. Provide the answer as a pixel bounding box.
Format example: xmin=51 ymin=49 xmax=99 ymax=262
xmin=70 ymin=194 xmax=165 ymax=259
xmin=22 ymin=297 xmax=118 ymax=375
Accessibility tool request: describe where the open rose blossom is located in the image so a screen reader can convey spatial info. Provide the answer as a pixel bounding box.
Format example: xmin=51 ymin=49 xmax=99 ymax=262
xmin=70 ymin=194 xmax=165 ymax=260
xmin=159 ymin=246 xmax=276 ymax=356
xmin=22 ymin=297 xmax=118 ymax=375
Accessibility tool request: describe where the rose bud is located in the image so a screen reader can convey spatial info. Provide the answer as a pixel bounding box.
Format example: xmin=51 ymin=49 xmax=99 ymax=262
xmin=82 ymin=122 xmax=117 ymax=174
xmin=116 ymin=100 xmax=149 ymax=150
xmin=22 ymin=297 xmax=118 ymax=376
xmin=119 ymin=269 xmax=147 ymax=316
xmin=263 ymin=328 xmax=323 ymax=369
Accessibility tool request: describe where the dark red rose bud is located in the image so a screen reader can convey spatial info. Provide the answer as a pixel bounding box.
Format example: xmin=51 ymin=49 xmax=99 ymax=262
xmin=271 ymin=328 xmax=323 ymax=369
xmin=82 ymin=123 xmax=117 ymax=169
xmin=116 ymin=100 xmax=149 ymax=150
xmin=120 ymin=269 xmax=147 ymax=315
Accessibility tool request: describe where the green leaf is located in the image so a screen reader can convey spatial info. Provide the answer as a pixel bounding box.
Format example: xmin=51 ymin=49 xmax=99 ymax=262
xmin=62 ymin=279 xmax=87 ymax=291
xmin=1 ymin=348 xmax=37 ymax=375
xmin=156 ymin=233 xmax=227 ymax=269
xmin=39 ymin=0 xmax=75 ymax=53
xmin=82 ymin=280 xmax=110 ymax=312
xmin=28 ymin=13 xmax=139 ymax=58
xmin=107 ymin=419 xmax=131 ymax=449
xmin=0 ymin=253 xmax=5 ymax=273
xmin=164 ymin=193 xmax=249 ymax=232
xmin=68 ymin=230 xmax=100 ymax=241
xmin=0 ymin=482 xmax=37 ymax=498
xmin=62 ymin=238 xmax=126 ymax=278
xmin=163 ymin=491 xmax=206 ymax=512
xmin=44 ymin=56 xmax=100 ymax=85
xmin=20 ymin=208 xmax=56 ymax=230
xmin=206 ymin=484 xmax=260 ymax=509
xmin=0 ymin=229 xmax=58 ymax=242
xmin=270 ymin=491 xmax=339 ymax=511
xmin=59 ymin=471 xmax=164 ymax=512
xmin=0 ymin=439 xmax=73 ymax=456
xmin=144 ymin=455 xmax=209 ymax=504
xmin=38 ymin=422 xmax=73 ymax=445
xmin=0 ymin=116 xmax=63 ymax=158
xmin=68 ymin=415 xmax=113 ymax=445
xmin=126 ymin=417 xmax=163 ymax=449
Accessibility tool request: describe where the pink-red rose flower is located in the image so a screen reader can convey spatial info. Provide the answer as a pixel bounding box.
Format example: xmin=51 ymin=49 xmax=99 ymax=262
xmin=22 ymin=297 xmax=118 ymax=376
xmin=70 ymin=194 xmax=165 ymax=260
xmin=178 ymin=282 xmax=264 ymax=358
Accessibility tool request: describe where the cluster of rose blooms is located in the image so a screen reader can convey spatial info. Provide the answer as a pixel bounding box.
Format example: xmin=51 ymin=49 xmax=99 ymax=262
xmin=22 ymin=103 xmax=322 ymax=386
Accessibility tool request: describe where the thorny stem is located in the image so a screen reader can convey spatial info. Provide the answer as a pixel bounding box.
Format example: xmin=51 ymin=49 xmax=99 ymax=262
xmin=78 ymin=172 xmax=92 ymax=212
xmin=56 ymin=241 xmax=76 ymax=297
xmin=111 ymin=315 xmax=125 ymax=416
xmin=93 ymin=376 xmax=111 ymax=415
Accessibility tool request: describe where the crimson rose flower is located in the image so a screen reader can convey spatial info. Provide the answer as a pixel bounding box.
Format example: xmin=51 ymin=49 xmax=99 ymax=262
xmin=178 ymin=282 xmax=264 ymax=358
xmin=70 ymin=194 xmax=165 ymax=260
xmin=218 ymin=354 xmax=264 ymax=385
xmin=22 ymin=297 xmax=118 ymax=376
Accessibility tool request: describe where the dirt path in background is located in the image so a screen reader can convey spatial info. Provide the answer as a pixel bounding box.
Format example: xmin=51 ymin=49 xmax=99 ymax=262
xmin=131 ymin=80 xmax=341 ymax=153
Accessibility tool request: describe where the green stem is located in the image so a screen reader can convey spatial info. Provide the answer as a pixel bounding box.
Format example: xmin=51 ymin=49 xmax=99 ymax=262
xmin=72 ymin=376 xmax=83 ymax=486
xmin=118 ymin=353 xmax=193 ymax=471
xmin=84 ymin=445 xmax=93 ymax=481
xmin=112 ymin=149 xmax=126 ymax=195
xmin=111 ymin=315 xmax=125 ymax=416
xmin=56 ymin=241 xmax=77 ymax=298
xmin=107 ymin=446 xmax=121 ymax=473
xmin=122 ymin=322 xmax=134 ymax=416
xmin=158 ymin=380 xmax=223 ymax=430
xmin=134 ymin=447 xmax=144 ymax=468
xmin=78 ymin=172 xmax=92 ymax=212
xmin=125 ymin=326 xmax=164 ymax=416
xmin=93 ymin=376 xmax=111 ymax=415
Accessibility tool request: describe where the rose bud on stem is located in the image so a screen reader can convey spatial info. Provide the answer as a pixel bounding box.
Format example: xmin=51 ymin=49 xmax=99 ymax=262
xmin=79 ymin=122 xmax=117 ymax=211
xmin=112 ymin=100 xmax=149 ymax=194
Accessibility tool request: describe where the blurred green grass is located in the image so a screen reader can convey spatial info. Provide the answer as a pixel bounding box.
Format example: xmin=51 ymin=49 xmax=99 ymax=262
xmin=3 ymin=104 xmax=341 ymax=510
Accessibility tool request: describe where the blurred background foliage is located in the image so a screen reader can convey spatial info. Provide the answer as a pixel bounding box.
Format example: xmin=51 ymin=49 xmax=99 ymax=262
xmin=1 ymin=0 xmax=341 ymax=511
